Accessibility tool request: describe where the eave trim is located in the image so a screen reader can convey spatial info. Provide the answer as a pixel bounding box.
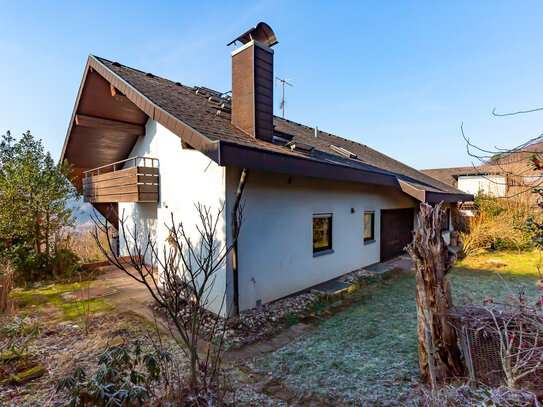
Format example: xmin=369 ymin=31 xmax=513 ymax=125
xmin=218 ymin=141 xmax=400 ymax=187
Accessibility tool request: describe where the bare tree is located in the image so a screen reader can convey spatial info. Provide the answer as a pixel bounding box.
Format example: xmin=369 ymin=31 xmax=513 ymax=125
xmin=92 ymin=202 xmax=242 ymax=402
xmin=488 ymin=302 xmax=543 ymax=390
xmin=461 ymin=107 xmax=543 ymax=201
xmin=406 ymin=202 xmax=464 ymax=386
xmin=453 ymin=296 xmax=543 ymax=391
xmin=460 ymin=109 xmax=543 ymax=253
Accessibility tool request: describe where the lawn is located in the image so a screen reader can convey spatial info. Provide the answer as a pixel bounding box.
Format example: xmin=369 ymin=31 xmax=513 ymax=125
xmin=256 ymin=251 xmax=543 ymax=406
xmin=452 ymin=250 xmax=543 ymax=303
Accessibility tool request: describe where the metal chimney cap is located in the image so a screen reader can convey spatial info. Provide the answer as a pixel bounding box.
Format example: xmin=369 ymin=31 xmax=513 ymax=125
xmin=227 ymin=22 xmax=278 ymax=47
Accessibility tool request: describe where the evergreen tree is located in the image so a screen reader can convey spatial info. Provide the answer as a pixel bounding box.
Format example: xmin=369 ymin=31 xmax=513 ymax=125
xmin=0 ymin=131 xmax=78 ymax=279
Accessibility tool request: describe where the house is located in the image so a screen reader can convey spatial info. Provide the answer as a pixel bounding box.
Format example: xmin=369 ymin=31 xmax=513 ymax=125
xmin=60 ymin=22 xmax=472 ymax=315
xmin=421 ymin=166 xmax=507 ymax=197
xmin=422 ymin=159 xmax=543 ymax=199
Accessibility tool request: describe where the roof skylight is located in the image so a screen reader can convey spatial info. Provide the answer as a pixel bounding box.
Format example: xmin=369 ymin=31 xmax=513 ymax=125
xmin=330 ymin=144 xmax=357 ymax=159
xmin=285 ymin=140 xmax=316 ymax=155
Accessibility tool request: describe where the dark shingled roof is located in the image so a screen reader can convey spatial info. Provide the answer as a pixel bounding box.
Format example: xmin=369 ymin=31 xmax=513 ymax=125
xmin=76 ymin=56 xmax=472 ymax=202
xmin=421 ymin=165 xmax=500 ymax=187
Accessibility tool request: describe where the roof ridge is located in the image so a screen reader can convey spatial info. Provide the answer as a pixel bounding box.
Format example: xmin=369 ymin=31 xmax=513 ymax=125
xmin=421 ymin=165 xmax=481 ymax=171
xmin=93 ymin=55 xmax=195 ymax=91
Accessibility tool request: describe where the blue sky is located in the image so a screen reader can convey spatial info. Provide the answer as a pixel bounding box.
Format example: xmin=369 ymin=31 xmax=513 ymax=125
xmin=1 ymin=1 xmax=543 ymax=169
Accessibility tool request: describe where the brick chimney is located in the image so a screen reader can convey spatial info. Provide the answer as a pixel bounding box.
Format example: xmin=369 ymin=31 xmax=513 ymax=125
xmin=228 ymin=23 xmax=278 ymax=142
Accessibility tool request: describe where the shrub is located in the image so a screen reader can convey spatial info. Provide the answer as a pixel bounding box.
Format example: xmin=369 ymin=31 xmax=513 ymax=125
xmin=407 ymin=383 xmax=537 ymax=407
xmin=8 ymin=244 xmax=49 ymax=282
xmin=461 ymin=192 xmax=535 ymax=256
xmin=57 ymin=340 xmax=171 ymax=407
xmin=0 ymin=317 xmax=43 ymax=386
xmin=7 ymin=242 xmax=82 ymax=284
xmin=55 ymin=227 xmax=110 ymax=263
xmin=0 ymin=131 xmax=79 ymax=279
xmin=0 ymin=317 xmax=41 ymax=361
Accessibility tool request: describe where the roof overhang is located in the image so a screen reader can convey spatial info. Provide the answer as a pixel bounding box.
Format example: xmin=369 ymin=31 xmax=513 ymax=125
xmin=453 ymin=172 xmax=498 ymax=179
xmin=218 ymin=141 xmax=400 ymax=187
xmin=399 ymin=180 xmax=473 ymax=203
xmin=61 ymin=55 xmax=220 ymax=187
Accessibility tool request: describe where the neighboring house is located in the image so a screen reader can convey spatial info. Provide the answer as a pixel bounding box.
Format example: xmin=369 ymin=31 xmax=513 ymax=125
xmin=422 ymin=164 xmax=543 ymax=198
xmin=61 ymin=23 xmax=472 ymax=315
xmin=421 ymin=166 xmax=506 ymax=197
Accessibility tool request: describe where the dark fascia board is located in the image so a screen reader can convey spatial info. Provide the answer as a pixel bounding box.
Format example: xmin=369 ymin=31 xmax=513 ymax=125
xmin=453 ymin=171 xmax=498 ymax=179
xmin=426 ymin=191 xmax=474 ymax=203
xmin=60 ymin=56 xmax=93 ymax=163
xmin=219 ymin=142 xmax=474 ymax=201
xmin=399 ymin=179 xmax=473 ymax=203
xmin=218 ymin=141 xmax=400 ymax=187
xmin=398 ymin=180 xmax=425 ymax=201
xmin=90 ymin=55 xmax=220 ymax=162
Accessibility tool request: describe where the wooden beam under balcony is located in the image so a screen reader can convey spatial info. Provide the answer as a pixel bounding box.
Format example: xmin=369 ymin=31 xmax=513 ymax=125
xmin=75 ymin=114 xmax=145 ymax=136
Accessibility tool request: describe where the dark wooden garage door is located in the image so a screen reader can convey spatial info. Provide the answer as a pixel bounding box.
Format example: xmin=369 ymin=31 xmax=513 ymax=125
xmin=380 ymin=208 xmax=414 ymax=262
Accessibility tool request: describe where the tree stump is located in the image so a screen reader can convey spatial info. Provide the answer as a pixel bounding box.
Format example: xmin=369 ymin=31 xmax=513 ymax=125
xmin=405 ymin=202 xmax=464 ymax=384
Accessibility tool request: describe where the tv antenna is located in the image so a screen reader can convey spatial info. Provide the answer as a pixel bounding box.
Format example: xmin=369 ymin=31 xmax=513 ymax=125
xmin=276 ymin=77 xmax=293 ymax=118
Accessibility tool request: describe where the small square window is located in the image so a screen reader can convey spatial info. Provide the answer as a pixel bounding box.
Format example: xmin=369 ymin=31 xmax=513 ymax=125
xmin=364 ymin=212 xmax=375 ymax=242
xmin=313 ymin=214 xmax=332 ymax=253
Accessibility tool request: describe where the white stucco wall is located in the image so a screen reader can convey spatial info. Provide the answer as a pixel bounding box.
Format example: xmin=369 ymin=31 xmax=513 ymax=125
xmin=117 ymin=120 xmax=455 ymax=314
xmin=119 ymin=120 xmax=228 ymax=315
xmin=225 ymin=168 xmax=419 ymax=311
xmin=457 ymin=174 xmax=506 ymax=196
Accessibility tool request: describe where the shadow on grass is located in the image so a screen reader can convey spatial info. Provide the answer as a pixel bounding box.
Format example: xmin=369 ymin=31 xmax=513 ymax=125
xmin=257 ymin=272 xmax=421 ymax=406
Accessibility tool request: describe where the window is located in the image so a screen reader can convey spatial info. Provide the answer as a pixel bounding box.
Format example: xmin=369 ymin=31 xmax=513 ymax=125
xmin=364 ymin=211 xmax=375 ymax=242
xmin=313 ymin=214 xmax=333 ymax=254
xmin=442 ymin=208 xmax=450 ymax=231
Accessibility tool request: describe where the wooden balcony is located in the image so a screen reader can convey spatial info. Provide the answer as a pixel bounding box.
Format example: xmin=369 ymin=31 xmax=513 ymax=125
xmin=83 ymin=157 xmax=159 ymax=203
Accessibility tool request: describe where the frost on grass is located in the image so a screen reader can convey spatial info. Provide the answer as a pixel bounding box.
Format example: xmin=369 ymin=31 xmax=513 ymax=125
xmin=256 ymin=254 xmax=543 ymax=406
xmin=257 ymin=274 xmax=421 ymax=406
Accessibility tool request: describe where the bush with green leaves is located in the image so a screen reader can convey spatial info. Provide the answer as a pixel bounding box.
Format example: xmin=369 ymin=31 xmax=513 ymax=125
xmin=57 ymin=340 xmax=171 ymax=407
xmin=0 ymin=131 xmax=80 ymax=282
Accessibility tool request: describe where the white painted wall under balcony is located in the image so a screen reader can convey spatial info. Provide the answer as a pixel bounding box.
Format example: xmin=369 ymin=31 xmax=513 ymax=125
xmin=118 ymin=120 xmax=228 ymax=315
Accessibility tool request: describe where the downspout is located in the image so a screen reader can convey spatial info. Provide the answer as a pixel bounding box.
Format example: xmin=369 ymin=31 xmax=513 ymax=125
xmin=232 ymin=168 xmax=249 ymax=316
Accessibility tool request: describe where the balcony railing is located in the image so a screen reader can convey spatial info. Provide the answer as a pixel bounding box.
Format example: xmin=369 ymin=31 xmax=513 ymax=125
xmin=83 ymin=157 xmax=159 ymax=203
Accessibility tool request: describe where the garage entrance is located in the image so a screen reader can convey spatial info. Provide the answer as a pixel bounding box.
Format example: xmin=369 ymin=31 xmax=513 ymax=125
xmin=380 ymin=208 xmax=415 ymax=262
